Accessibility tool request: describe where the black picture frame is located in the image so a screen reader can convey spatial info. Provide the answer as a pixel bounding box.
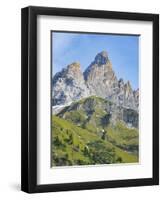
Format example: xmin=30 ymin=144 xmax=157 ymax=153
xmin=21 ymin=6 xmax=159 ymax=193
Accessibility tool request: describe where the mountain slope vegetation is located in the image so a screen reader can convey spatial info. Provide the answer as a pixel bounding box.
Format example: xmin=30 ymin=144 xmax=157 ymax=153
xmin=52 ymin=96 xmax=139 ymax=166
xmin=52 ymin=115 xmax=138 ymax=166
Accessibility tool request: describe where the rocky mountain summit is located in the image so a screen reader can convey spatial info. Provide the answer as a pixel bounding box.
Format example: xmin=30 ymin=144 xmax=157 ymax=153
xmin=52 ymin=62 xmax=90 ymax=106
xmin=52 ymin=51 xmax=139 ymax=112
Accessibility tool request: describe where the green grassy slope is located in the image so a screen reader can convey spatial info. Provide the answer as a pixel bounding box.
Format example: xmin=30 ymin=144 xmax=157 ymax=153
xmin=52 ymin=115 xmax=138 ymax=166
xmin=56 ymin=96 xmax=139 ymax=155
xmin=106 ymin=122 xmax=138 ymax=155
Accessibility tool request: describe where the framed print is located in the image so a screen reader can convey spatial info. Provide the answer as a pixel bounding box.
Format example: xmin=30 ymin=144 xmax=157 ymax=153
xmin=21 ymin=6 xmax=159 ymax=193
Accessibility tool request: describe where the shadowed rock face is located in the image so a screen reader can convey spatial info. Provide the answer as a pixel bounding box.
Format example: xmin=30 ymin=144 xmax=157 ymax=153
xmin=94 ymin=51 xmax=110 ymax=65
xmin=133 ymin=89 xmax=139 ymax=109
xmin=52 ymin=51 xmax=139 ymax=112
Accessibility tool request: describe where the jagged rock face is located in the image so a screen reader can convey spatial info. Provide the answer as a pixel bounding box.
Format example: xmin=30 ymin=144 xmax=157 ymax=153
xmin=84 ymin=51 xmax=118 ymax=98
xmin=124 ymin=81 xmax=137 ymax=109
xmin=109 ymin=80 xmax=137 ymax=110
xmin=133 ymin=89 xmax=139 ymax=109
xmin=57 ymin=96 xmax=139 ymax=128
xmin=84 ymin=51 xmax=138 ymax=110
xmin=52 ymin=51 xmax=139 ymax=112
xmin=52 ymin=62 xmax=90 ymax=105
xmin=123 ymin=108 xmax=138 ymax=128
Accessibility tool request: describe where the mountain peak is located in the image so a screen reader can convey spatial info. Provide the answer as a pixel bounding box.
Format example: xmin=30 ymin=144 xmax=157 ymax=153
xmin=94 ymin=51 xmax=110 ymax=65
xmin=67 ymin=62 xmax=81 ymax=72
xmin=84 ymin=51 xmax=112 ymax=81
xmin=52 ymin=51 xmax=138 ymax=111
xmin=52 ymin=61 xmax=90 ymax=106
xmin=66 ymin=62 xmax=84 ymax=78
xmin=68 ymin=62 xmax=80 ymax=68
xmin=125 ymin=81 xmax=132 ymax=89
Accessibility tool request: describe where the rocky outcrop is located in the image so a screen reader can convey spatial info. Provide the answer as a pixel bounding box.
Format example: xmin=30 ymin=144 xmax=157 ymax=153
xmin=52 ymin=62 xmax=90 ymax=105
xmin=52 ymin=51 xmax=139 ymax=112
xmin=133 ymin=89 xmax=139 ymax=109
xmin=83 ymin=51 xmax=138 ymax=110
xmin=84 ymin=51 xmax=118 ymax=99
xmin=57 ymin=96 xmax=139 ymax=128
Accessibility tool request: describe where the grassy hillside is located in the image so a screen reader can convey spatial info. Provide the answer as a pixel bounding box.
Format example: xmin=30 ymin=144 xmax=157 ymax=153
xmin=106 ymin=122 xmax=138 ymax=155
xmin=52 ymin=115 xmax=138 ymax=166
xmin=56 ymin=96 xmax=139 ymax=154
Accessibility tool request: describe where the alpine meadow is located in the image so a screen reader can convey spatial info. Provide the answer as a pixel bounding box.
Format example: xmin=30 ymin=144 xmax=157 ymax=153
xmin=51 ymin=32 xmax=139 ymax=167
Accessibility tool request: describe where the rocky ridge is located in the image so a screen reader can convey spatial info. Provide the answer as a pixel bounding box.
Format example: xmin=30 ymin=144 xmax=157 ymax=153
xmin=52 ymin=51 xmax=139 ymax=112
xmin=52 ymin=62 xmax=90 ymax=106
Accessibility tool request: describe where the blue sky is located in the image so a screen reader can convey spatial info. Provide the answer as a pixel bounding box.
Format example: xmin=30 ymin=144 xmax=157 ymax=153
xmin=52 ymin=32 xmax=139 ymax=90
